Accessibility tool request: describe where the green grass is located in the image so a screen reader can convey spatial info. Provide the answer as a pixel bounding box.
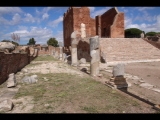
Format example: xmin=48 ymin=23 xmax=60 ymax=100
xmin=13 ymin=72 xmax=150 ymax=113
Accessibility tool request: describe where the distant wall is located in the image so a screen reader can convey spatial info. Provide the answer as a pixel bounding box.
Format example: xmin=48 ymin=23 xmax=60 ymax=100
xmin=0 ymin=47 xmax=37 ymax=85
xmin=100 ymin=7 xmax=124 ymax=38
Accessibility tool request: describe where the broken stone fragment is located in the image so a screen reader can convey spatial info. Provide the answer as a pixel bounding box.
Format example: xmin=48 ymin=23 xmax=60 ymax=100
xmin=21 ymin=68 xmax=28 ymax=73
xmin=21 ymin=75 xmax=38 ymax=84
xmin=79 ymin=58 xmax=86 ymax=64
xmin=112 ymin=64 xmax=125 ymax=77
xmin=0 ymin=99 xmax=14 ymax=112
xmin=7 ymin=73 xmax=17 ymax=88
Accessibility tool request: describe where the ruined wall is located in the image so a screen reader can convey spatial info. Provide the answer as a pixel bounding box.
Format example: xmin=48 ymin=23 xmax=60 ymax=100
xmin=99 ymin=38 xmax=160 ymax=62
xmin=0 ymin=51 xmax=36 ymax=85
xmin=63 ymin=7 xmax=96 ymax=47
xmin=100 ymin=7 xmax=124 ymax=38
xmin=110 ymin=13 xmax=124 ymax=38
xmin=95 ymin=15 xmax=101 ymax=36
xmin=77 ymin=39 xmax=91 ymax=62
xmin=63 ymin=7 xmax=74 ymax=47
xmin=72 ymin=7 xmax=96 ymax=37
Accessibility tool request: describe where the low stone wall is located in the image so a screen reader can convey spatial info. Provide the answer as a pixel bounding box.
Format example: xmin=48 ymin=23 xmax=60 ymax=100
xmin=36 ymin=45 xmax=61 ymax=56
xmin=0 ymin=51 xmax=37 ymax=85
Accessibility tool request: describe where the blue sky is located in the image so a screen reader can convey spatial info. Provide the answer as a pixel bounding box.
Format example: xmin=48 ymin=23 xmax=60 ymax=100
xmin=0 ymin=7 xmax=160 ymax=45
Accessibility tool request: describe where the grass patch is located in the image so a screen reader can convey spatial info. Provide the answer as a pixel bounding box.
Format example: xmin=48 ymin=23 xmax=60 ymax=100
xmin=13 ymin=68 xmax=154 ymax=113
xmin=81 ymin=106 xmax=98 ymax=113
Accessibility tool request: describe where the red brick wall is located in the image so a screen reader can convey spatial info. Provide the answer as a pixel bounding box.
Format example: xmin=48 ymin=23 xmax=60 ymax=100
xmin=100 ymin=7 xmax=124 ymax=38
xmin=63 ymin=7 xmax=96 ymax=47
xmin=63 ymin=7 xmax=74 ymax=47
xmin=111 ymin=13 xmax=124 ymax=38
xmin=0 ymin=52 xmax=36 ymax=85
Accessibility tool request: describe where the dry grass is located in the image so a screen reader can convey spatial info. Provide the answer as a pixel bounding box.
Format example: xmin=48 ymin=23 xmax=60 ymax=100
xmin=13 ymin=55 xmax=156 ymax=113
xmin=14 ymin=72 xmax=154 ymax=113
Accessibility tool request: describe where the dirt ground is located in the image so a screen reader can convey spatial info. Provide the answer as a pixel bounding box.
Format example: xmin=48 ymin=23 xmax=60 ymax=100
xmin=0 ymin=56 xmax=159 ymax=113
xmin=99 ymin=61 xmax=160 ymax=106
xmin=125 ymin=62 xmax=160 ymax=88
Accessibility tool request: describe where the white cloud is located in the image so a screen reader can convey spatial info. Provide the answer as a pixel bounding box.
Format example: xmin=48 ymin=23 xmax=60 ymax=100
xmin=125 ymin=14 xmax=160 ymax=33
xmin=48 ymin=16 xmax=63 ymax=28
xmin=90 ymin=7 xmax=111 ymax=18
xmin=54 ymin=31 xmax=63 ymax=42
xmin=35 ymin=7 xmax=54 ymax=16
xmin=0 ymin=7 xmax=23 ymax=15
xmin=134 ymin=10 xmax=157 ymax=22
xmin=1 ymin=26 xmax=65 ymax=44
xmin=42 ymin=13 xmax=49 ymax=20
xmin=23 ymin=13 xmax=35 ymax=23
xmin=18 ymin=26 xmax=28 ymax=30
xmin=0 ymin=13 xmax=21 ymax=25
xmin=135 ymin=7 xmax=155 ymax=11
xmin=42 ymin=7 xmax=54 ymax=13
xmin=120 ymin=7 xmax=128 ymax=13
xmin=2 ymin=27 xmax=54 ymax=44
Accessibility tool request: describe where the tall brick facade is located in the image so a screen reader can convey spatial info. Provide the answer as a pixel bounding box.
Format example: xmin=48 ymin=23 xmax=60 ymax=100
xmin=63 ymin=7 xmax=96 ymax=47
xmin=63 ymin=7 xmax=124 ymax=47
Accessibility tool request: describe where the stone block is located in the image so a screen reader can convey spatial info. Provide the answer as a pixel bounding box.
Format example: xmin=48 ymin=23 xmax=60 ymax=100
xmin=113 ymin=64 xmax=124 ymax=77
xmin=0 ymin=99 xmax=14 ymax=112
xmin=7 ymin=73 xmax=16 ymax=88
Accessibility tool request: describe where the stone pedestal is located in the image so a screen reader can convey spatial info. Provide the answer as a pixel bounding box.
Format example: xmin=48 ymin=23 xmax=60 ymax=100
xmin=90 ymin=36 xmax=100 ymax=76
xmin=59 ymin=47 xmax=63 ymax=60
xmin=106 ymin=64 xmax=128 ymax=88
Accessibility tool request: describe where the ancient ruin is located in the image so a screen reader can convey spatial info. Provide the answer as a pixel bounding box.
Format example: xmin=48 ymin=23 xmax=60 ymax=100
xmin=63 ymin=7 xmax=124 ymax=48
xmin=0 ymin=7 xmax=160 ymax=113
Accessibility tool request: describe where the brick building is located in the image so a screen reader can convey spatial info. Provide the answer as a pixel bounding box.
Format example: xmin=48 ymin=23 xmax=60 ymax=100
xmin=63 ymin=7 xmax=124 ymax=47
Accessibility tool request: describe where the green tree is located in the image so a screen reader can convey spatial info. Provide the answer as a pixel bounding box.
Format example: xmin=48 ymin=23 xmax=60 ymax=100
xmin=27 ymin=38 xmax=36 ymax=45
xmin=145 ymin=32 xmax=157 ymax=36
xmin=125 ymin=28 xmax=143 ymax=38
xmin=47 ymin=38 xmax=59 ymax=47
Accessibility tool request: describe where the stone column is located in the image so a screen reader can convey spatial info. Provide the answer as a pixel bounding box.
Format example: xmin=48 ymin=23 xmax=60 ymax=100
xmin=141 ymin=32 xmax=144 ymax=38
xmin=71 ymin=31 xmax=78 ymax=66
xmin=33 ymin=48 xmax=38 ymax=57
xmin=90 ymin=36 xmax=100 ymax=76
xmin=53 ymin=47 xmax=56 ymax=58
xmin=59 ymin=47 xmax=63 ymax=60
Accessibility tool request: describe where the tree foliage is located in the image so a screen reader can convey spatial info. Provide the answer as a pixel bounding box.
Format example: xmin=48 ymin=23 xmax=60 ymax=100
xmin=47 ymin=38 xmax=59 ymax=47
xmin=125 ymin=28 xmax=143 ymax=38
xmin=27 ymin=38 xmax=36 ymax=45
xmin=1 ymin=40 xmax=19 ymax=46
xmin=145 ymin=32 xmax=157 ymax=36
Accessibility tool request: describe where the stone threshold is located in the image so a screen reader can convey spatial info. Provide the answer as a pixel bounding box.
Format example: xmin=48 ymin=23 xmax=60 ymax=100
xmin=101 ymin=59 xmax=160 ymax=66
